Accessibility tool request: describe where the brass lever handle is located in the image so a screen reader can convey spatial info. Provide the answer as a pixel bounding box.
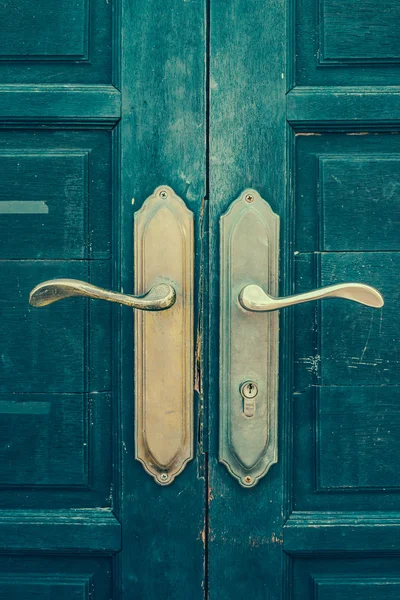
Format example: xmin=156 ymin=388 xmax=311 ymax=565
xmin=29 ymin=279 xmax=176 ymax=311
xmin=239 ymin=282 xmax=384 ymax=312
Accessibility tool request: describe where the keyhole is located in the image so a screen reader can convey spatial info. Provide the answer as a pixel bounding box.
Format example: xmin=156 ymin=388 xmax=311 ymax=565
xmin=240 ymin=381 xmax=258 ymax=417
xmin=240 ymin=381 xmax=258 ymax=399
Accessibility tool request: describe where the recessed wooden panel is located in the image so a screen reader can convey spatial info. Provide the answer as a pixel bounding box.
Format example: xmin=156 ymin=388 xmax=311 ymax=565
xmin=0 ymin=575 xmax=90 ymax=599
xmin=0 ymin=393 xmax=87 ymax=487
xmin=293 ymin=254 xmax=400 ymax=512
xmin=314 ymin=577 xmax=400 ymax=600
xmin=0 ymin=556 xmax=113 ymax=599
xmin=0 ymin=261 xmax=112 ymax=393
xmin=0 ymin=152 xmax=88 ymax=258
xmin=295 ymin=0 xmax=400 ymax=84
xmin=295 ymin=133 xmax=400 ymax=252
xmin=317 ymin=387 xmax=400 ymax=491
xmin=319 ymin=156 xmax=400 ymax=251
xmin=0 ymin=392 xmax=112 ymax=509
xmin=292 ymin=558 xmax=400 ymax=600
xmin=0 ymin=0 xmax=89 ymax=60
xmin=0 ymin=130 xmax=112 ymax=259
xmin=0 ymin=392 xmax=112 ymax=492
xmin=0 ymin=0 xmax=112 ymax=83
xmin=319 ymin=253 xmax=398 ymax=386
xmin=320 ymin=0 xmax=400 ymax=64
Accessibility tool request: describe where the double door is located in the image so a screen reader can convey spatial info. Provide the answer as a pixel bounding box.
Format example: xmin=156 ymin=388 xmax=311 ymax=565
xmin=0 ymin=0 xmax=399 ymax=598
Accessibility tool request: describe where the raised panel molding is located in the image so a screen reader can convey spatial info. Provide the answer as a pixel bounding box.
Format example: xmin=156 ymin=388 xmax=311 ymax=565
xmin=0 ymin=510 xmax=121 ymax=553
xmin=319 ymin=0 xmax=400 ymax=65
xmin=0 ymin=0 xmax=90 ymax=62
xmin=0 ymin=86 xmax=121 ymax=128
xmin=315 ymin=387 xmax=400 ymax=493
xmin=0 ymin=574 xmax=93 ymax=599
xmin=0 ymin=151 xmax=89 ymax=259
xmin=284 ymin=512 xmax=400 ymax=556
xmin=287 ymin=87 xmax=400 ymax=131
xmin=318 ymin=155 xmax=400 ymax=251
xmin=312 ymin=576 xmax=400 ymax=599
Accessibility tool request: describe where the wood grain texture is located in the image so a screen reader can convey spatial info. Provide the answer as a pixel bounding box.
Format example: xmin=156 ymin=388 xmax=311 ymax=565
xmin=0 ymin=0 xmax=113 ymax=84
xmin=292 ymin=558 xmax=400 ymax=600
xmin=0 ymin=86 xmax=121 ymax=127
xmin=284 ymin=512 xmax=400 ymax=555
xmin=288 ymin=88 xmax=400 ymax=130
xmin=295 ymin=0 xmax=400 ymax=85
xmin=118 ymin=0 xmax=206 ymax=597
xmin=316 ymin=387 xmax=400 ymax=491
xmin=0 ymin=510 xmax=120 ymax=553
xmin=208 ymin=0 xmax=289 ymax=598
xmin=320 ymin=0 xmax=400 ymax=63
xmin=0 ymin=555 xmax=114 ymax=600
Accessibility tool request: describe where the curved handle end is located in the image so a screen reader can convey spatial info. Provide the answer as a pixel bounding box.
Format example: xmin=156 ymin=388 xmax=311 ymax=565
xmin=29 ymin=279 xmax=176 ymax=311
xmin=239 ymin=282 xmax=384 ymax=312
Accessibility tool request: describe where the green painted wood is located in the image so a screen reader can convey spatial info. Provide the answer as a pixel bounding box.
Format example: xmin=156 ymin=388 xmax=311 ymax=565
xmin=209 ymin=0 xmax=399 ymax=598
xmin=295 ymin=0 xmax=400 ymax=86
xmin=118 ymin=0 xmax=207 ymax=598
xmin=284 ymin=512 xmax=400 ymax=556
xmin=0 ymin=555 xmax=114 ymax=600
xmin=287 ymin=88 xmax=400 ymax=130
xmin=0 ymin=86 xmax=120 ymax=127
xmin=292 ymin=557 xmax=400 ymax=600
xmin=2 ymin=0 xmax=400 ymax=596
xmin=208 ymin=0 xmax=290 ymax=598
xmin=0 ymin=0 xmax=113 ymax=84
xmin=0 ymin=510 xmax=121 ymax=553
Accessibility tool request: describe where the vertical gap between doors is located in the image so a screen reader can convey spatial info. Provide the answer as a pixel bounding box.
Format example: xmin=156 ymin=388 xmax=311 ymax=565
xmin=204 ymin=0 xmax=211 ymax=597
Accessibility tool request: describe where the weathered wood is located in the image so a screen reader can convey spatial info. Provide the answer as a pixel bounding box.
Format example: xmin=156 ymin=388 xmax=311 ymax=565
xmin=208 ymin=0 xmax=289 ymax=598
xmin=119 ymin=0 xmax=206 ymax=598
xmin=0 ymin=510 xmax=121 ymax=553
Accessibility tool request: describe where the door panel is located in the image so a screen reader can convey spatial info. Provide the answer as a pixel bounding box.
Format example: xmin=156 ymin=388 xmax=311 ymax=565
xmin=296 ymin=0 xmax=400 ymax=85
xmin=208 ymin=0 xmax=288 ymax=598
xmin=0 ymin=0 xmax=113 ymax=83
xmin=0 ymin=0 xmax=120 ymax=594
xmin=286 ymin=0 xmax=400 ymax=594
xmin=2 ymin=0 xmax=399 ymax=597
xmin=208 ymin=0 xmax=399 ymax=599
xmin=118 ymin=0 xmax=206 ymax=598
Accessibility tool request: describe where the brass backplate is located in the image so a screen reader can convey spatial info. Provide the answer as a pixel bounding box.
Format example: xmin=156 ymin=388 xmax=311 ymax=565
xmin=219 ymin=189 xmax=279 ymax=487
xmin=134 ymin=186 xmax=194 ymax=485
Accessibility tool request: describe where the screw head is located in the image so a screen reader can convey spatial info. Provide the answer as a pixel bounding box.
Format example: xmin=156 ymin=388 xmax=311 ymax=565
xmin=244 ymin=475 xmax=254 ymax=485
xmin=160 ymin=472 xmax=168 ymax=482
xmin=245 ymin=194 xmax=254 ymax=203
xmin=159 ymin=190 xmax=168 ymax=199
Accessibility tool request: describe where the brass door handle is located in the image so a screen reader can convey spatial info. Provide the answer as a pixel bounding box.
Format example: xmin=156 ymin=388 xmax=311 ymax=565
xmin=239 ymin=282 xmax=384 ymax=312
xmin=29 ymin=279 xmax=176 ymax=311
xmin=28 ymin=185 xmax=194 ymax=486
xmin=219 ymin=189 xmax=385 ymax=488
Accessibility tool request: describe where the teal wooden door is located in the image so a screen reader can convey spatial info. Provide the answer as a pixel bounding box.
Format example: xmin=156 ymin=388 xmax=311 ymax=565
xmin=0 ymin=1 xmax=206 ymax=598
xmin=208 ymin=1 xmax=400 ymax=599
xmin=1 ymin=0 xmax=398 ymax=599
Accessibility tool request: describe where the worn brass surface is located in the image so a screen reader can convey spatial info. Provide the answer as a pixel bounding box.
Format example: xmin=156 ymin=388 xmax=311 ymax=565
xmin=239 ymin=282 xmax=384 ymax=312
xmin=29 ymin=280 xmax=176 ymax=311
xmin=134 ymin=186 xmax=194 ymax=485
xmin=220 ymin=189 xmax=280 ymax=488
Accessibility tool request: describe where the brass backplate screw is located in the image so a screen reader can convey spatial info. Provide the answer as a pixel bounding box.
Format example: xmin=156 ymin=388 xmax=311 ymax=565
xmin=160 ymin=472 xmax=168 ymax=481
xmin=159 ymin=190 xmax=168 ymax=199
xmin=244 ymin=475 xmax=253 ymax=485
xmin=245 ymin=194 xmax=254 ymax=203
